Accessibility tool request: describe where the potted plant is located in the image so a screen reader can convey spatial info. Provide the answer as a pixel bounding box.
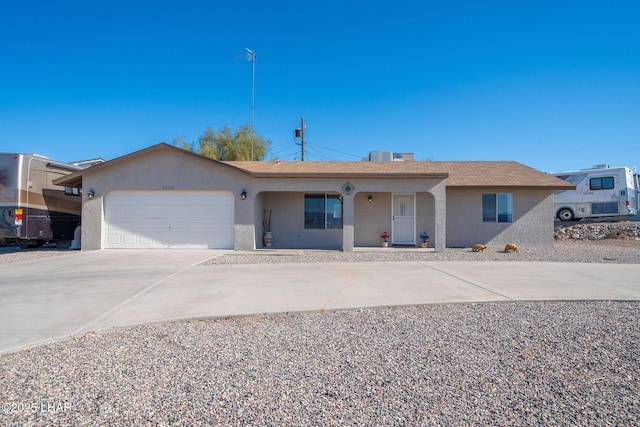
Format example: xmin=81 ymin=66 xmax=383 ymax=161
xmin=263 ymin=209 xmax=273 ymax=247
xmin=380 ymin=231 xmax=390 ymax=247
xmin=420 ymin=231 xmax=430 ymax=248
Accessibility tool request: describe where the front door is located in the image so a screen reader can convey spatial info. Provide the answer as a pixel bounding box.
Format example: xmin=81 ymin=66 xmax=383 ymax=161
xmin=392 ymin=193 xmax=415 ymax=244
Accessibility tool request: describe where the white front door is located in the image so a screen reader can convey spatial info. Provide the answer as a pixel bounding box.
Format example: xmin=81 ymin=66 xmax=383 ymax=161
xmin=392 ymin=193 xmax=415 ymax=244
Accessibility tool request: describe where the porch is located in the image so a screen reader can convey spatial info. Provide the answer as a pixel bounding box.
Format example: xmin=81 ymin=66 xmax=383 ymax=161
xmin=250 ymin=188 xmax=445 ymax=252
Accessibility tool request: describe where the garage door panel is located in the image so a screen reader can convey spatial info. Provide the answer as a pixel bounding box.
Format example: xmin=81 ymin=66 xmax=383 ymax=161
xmin=107 ymin=235 xmax=122 ymax=245
xmin=104 ymin=191 xmax=235 ymax=249
xmin=124 ymin=234 xmax=140 ymax=245
xmin=107 ymin=207 xmax=233 ymax=221
xmin=138 ymin=235 xmax=154 ymax=245
xmin=107 ymin=221 xmax=232 ymax=234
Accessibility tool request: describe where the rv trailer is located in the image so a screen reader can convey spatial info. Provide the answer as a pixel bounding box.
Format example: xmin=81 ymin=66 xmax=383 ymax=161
xmin=0 ymin=153 xmax=83 ymax=247
xmin=551 ymin=165 xmax=640 ymax=221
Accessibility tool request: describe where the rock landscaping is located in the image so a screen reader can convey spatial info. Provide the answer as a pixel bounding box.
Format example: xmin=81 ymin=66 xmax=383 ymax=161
xmin=1 ymin=302 xmax=638 ymax=426
xmin=555 ymin=220 xmax=640 ymax=241
xmin=0 ymin=225 xmax=638 ymax=426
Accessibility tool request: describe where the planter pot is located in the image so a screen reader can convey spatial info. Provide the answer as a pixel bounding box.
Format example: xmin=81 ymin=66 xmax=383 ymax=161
xmin=421 ymin=242 xmax=427 ymax=248
xmin=263 ymin=232 xmax=273 ymax=247
xmin=381 ymin=241 xmax=388 ymax=248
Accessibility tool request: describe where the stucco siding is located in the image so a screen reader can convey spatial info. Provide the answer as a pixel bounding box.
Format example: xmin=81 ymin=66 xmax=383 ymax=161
xmin=260 ymin=192 xmax=342 ymax=248
xmin=80 ymin=149 xmax=253 ymax=250
xmin=80 ymin=184 xmax=103 ymax=251
xmin=79 ymin=144 xmax=571 ymax=253
xmin=353 ymin=192 xmax=437 ymax=248
xmin=354 ymin=192 xmax=391 ymax=246
xmin=86 ymin=149 xmax=251 ymax=191
xmin=446 ymin=189 xmax=555 ymax=248
xmin=56 ymin=144 xmax=569 ymax=252
xmin=415 ymin=192 xmax=436 ymax=248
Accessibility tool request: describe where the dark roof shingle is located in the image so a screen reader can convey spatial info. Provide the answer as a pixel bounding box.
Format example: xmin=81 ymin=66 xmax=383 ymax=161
xmin=225 ymin=160 xmax=574 ymax=189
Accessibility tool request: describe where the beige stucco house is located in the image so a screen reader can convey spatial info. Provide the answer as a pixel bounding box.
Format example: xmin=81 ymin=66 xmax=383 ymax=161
xmin=54 ymin=143 xmax=574 ymax=252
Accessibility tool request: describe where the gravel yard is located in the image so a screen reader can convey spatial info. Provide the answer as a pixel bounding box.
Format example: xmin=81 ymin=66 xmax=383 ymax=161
xmin=0 ymin=246 xmax=76 ymax=264
xmin=1 ymin=227 xmax=639 ymax=425
xmin=2 ymin=236 xmax=640 ymax=265
xmin=208 ymin=238 xmax=640 ymax=265
xmin=1 ymin=301 xmax=638 ymax=426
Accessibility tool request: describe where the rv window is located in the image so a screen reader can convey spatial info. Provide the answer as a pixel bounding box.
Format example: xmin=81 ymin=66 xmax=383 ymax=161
xmin=592 ymin=202 xmax=618 ymax=215
xmin=560 ymin=174 xmax=587 ymax=186
xmin=64 ymin=187 xmax=81 ymax=196
xmin=590 ymin=177 xmax=614 ymax=191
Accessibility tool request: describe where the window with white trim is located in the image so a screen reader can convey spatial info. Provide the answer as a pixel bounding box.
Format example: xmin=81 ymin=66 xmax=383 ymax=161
xmin=482 ymin=193 xmax=513 ymax=223
xmin=304 ymin=194 xmax=342 ymax=229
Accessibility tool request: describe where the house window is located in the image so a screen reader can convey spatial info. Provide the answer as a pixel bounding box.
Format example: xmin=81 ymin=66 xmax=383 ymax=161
xmin=482 ymin=193 xmax=512 ymax=223
xmin=590 ymin=177 xmax=614 ymax=190
xmin=304 ymin=194 xmax=342 ymax=229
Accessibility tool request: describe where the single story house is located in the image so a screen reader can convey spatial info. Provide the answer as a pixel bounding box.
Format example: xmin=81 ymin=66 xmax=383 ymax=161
xmin=54 ymin=143 xmax=574 ymax=252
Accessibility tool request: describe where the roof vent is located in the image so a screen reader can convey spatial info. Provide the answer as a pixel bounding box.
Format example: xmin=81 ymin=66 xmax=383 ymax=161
xmin=592 ymin=163 xmax=610 ymax=169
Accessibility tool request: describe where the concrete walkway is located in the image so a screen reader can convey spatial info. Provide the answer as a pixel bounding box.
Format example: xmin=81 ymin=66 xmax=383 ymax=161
xmin=1 ymin=250 xmax=639 ymax=354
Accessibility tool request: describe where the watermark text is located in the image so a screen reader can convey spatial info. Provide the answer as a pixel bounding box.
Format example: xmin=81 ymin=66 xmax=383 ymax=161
xmin=1 ymin=401 xmax=72 ymax=415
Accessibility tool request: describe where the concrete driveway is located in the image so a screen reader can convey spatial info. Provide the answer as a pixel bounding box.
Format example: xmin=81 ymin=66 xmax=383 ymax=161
xmin=1 ymin=250 xmax=639 ymax=354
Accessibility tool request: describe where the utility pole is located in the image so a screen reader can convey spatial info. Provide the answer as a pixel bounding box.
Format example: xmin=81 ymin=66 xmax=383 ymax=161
xmin=295 ymin=116 xmax=306 ymax=161
xmin=300 ymin=116 xmax=305 ymax=162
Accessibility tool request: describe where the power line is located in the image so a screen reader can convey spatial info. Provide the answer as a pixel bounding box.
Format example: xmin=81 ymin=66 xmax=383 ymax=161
xmin=271 ymin=144 xmax=300 ymax=160
xmin=304 ymin=141 xmax=362 ymax=159
xmin=263 ymin=119 xmax=366 ymax=161
xmin=270 ymin=144 xmax=298 ymax=157
xmin=304 ymin=145 xmax=330 ymax=161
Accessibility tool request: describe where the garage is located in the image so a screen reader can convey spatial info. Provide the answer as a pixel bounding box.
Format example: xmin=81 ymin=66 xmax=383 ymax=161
xmin=104 ymin=191 xmax=234 ymax=249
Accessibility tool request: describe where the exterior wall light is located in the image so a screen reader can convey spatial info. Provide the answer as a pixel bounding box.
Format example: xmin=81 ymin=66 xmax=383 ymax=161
xmin=368 ymin=194 xmax=373 ymax=203
xmin=88 ymin=189 xmax=95 ymax=199
xmin=241 ymin=189 xmax=247 ymax=200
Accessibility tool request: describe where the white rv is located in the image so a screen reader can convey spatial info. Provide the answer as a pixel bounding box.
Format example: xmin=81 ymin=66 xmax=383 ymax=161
xmin=551 ymin=165 xmax=640 ymax=221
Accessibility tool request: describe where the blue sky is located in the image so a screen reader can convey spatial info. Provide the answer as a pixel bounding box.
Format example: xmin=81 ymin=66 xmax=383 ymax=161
xmin=1 ymin=0 xmax=638 ymax=173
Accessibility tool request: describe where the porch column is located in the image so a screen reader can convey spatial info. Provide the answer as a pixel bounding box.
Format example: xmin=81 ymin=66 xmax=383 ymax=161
xmin=433 ymin=182 xmax=446 ymax=253
xmin=342 ymin=194 xmax=355 ymax=252
xmin=234 ymin=192 xmax=256 ymax=251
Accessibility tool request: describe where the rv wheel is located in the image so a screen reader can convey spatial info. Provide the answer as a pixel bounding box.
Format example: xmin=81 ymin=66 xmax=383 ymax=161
xmin=557 ymin=208 xmax=574 ymax=221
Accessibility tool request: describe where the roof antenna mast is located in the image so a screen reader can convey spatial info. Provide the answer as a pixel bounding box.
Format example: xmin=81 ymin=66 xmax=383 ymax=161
xmin=237 ymin=48 xmax=256 ymax=160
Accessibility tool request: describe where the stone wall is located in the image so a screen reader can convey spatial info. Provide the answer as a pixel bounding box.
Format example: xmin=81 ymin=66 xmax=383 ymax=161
xmin=555 ymin=222 xmax=640 ymax=241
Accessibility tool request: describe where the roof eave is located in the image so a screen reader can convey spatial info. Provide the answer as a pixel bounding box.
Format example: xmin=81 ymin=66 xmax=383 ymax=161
xmin=52 ymin=173 xmax=82 ymax=187
xmin=446 ymin=185 xmax=577 ymax=190
xmin=249 ymin=172 xmax=450 ymax=179
xmin=53 ymin=143 xmax=252 ymax=188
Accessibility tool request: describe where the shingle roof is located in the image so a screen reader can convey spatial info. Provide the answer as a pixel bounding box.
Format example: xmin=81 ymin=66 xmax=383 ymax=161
xmin=54 ymin=143 xmax=574 ymax=190
xmin=225 ymin=160 xmax=574 ymax=189
xmin=224 ymin=161 xmax=448 ymax=178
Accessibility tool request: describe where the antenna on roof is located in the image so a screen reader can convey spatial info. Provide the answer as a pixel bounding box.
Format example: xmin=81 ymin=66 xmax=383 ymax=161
xmin=236 ymin=48 xmax=256 ymax=160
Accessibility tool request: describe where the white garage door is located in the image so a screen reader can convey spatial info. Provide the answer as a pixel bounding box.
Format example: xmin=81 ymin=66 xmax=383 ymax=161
xmin=105 ymin=191 xmax=234 ymax=249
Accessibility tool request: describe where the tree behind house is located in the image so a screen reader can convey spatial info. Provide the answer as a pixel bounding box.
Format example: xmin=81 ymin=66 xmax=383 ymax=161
xmin=174 ymin=124 xmax=270 ymax=161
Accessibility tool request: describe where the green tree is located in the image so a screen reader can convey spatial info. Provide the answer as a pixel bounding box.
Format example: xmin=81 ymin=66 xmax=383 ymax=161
xmin=174 ymin=125 xmax=270 ymax=161
xmin=172 ymin=135 xmax=194 ymax=152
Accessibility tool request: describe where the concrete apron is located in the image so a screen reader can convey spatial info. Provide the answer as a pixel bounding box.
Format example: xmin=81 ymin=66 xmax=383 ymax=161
xmin=1 ymin=250 xmax=639 ymax=354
